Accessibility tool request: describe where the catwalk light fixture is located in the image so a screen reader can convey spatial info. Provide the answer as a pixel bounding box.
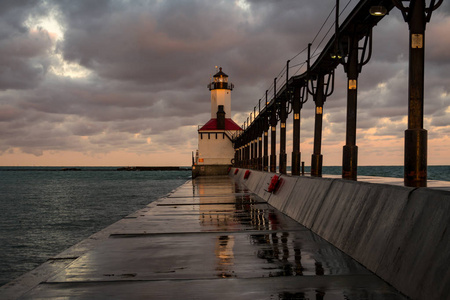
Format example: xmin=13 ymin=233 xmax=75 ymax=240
xmin=370 ymin=6 xmax=387 ymax=16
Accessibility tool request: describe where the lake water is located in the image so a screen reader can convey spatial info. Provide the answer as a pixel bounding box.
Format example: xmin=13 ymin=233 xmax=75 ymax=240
xmin=0 ymin=167 xmax=191 ymax=286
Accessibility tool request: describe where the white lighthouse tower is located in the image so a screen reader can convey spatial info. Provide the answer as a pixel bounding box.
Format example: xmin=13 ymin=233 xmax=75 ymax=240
xmin=192 ymin=67 xmax=242 ymax=177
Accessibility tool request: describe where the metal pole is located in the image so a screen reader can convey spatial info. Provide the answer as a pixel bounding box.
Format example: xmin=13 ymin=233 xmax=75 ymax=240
xmin=248 ymin=138 xmax=251 ymax=169
xmin=263 ymin=91 xmax=269 ymax=172
xmin=248 ymin=132 xmax=254 ymax=169
xmin=279 ymin=96 xmax=287 ymax=175
xmin=292 ymin=87 xmax=301 ymax=175
xmin=342 ymin=35 xmax=359 ymax=180
xmin=258 ymin=100 xmax=263 ymax=171
xmin=253 ymin=123 xmax=257 ymax=170
xmin=279 ymin=61 xmax=289 ymax=174
xmin=311 ymin=74 xmax=325 ymax=177
xmin=405 ymin=0 xmax=427 ymax=187
xmin=270 ymin=105 xmax=277 ymax=173
xmin=270 ymin=79 xmax=277 ymax=173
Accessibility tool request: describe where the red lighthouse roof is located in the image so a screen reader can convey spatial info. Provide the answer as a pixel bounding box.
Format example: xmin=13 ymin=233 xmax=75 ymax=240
xmin=199 ymin=118 xmax=242 ymax=131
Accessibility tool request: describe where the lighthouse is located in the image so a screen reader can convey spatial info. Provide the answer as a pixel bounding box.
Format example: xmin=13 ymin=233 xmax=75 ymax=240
xmin=192 ymin=67 xmax=242 ymax=177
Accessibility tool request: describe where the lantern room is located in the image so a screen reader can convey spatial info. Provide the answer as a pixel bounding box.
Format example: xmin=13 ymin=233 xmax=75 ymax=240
xmin=208 ymin=67 xmax=234 ymax=91
xmin=208 ymin=67 xmax=234 ymax=119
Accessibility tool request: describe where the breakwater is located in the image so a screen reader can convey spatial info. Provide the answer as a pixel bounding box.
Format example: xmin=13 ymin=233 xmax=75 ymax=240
xmin=0 ymin=176 xmax=408 ymax=299
xmin=231 ymin=168 xmax=450 ymax=299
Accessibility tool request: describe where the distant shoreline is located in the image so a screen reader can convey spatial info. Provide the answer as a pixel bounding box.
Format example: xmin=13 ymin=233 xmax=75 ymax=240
xmin=116 ymin=166 xmax=191 ymax=171
xmin=0 ymin=166 xmax=192 ymax=171
xmin=0 ymin=165 xmax=449 ymax=181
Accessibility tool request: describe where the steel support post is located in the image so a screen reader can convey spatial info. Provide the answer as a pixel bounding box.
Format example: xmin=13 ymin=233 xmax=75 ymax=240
xmin=240 ymin=147 xmax=243 ymax=167
xmin=249 ymin=139 xmax=253 ymax=169
xmin=243 ymin=145 xmax=246 ymax=168
xmin=239 ymin=144 xmax=243 ymax=168
xmin=263 ymin=111 xmax=269 ymax=171
xmin=243 ymin=143 xmax=247 ymax=168
xmin=263 ymin=131 xmax=269 ymax=171
xmin=247 ymin=142 xmax=251 ymax=169
xmin=241 ymin=146 xmax=244 ymax=168
xmin=311 ymin=75 xmax=325 ymax=177
xmin=404 ymin=0 xmax=427 ymax=187
xmin=250 ymin=139 xmax=254 ymax=169
xmin=254 ymin=138 xmax=258 ymax=169
xmin=270 ymin=106 xmax=277 ymax=173
xmin=292 ymin=87 xmax=301 ymax=176
xmin=342 ymin=36 xmax=359 ymax=180
xmin=252 ymin=139 xmax=258 ymax=170
xmin=279 ymin=96 xmax=287 ymax=174
xmin=239 ymin=141 xmax=245 ymax=168
xmin=254 ymin=139 xmax=258 ymax=170
xmin=258 ymin=133 xmax=263 ymax=171
xmin=263 ymin=91 xmax=269 ymax=172
xmin=253 ymin=135 xmax=258 ymax=169
xmin=237 ymin=148 xmax=241 ymax=167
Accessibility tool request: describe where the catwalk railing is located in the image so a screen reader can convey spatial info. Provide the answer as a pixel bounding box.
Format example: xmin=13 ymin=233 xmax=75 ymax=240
xmin=231 ymin=0 xmax=443 ymax=187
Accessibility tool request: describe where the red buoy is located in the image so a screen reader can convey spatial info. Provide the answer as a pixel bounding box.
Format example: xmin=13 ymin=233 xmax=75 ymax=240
xmin=244 ymin=170 xmax=251 ymax=179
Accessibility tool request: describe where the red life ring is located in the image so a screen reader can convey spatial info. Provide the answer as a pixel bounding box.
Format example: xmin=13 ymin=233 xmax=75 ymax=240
xmin=234 ymin=168 xmax=239 ymax=175
xmin=267 ymin=175 xmax=279 ymax=192
xmin=244 ymin=170 xmax=251 ymax=179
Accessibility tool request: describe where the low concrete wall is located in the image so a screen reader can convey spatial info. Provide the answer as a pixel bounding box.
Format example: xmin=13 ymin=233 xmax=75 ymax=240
xmin=229 ymin=168 xmax=450 ymax=300
xmin=192 ymin=164 xmax=231 ymax=178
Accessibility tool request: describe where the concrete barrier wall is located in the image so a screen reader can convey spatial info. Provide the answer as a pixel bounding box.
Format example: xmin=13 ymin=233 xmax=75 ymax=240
xmin=284 ymin=177 xmax=334 ymax=229
xmin=242 ymin=170 xmax=265 ymax=193
xmin=230 ymin=168 xmax=450 ymax=300
xmin=376 ymin=188 xmax=450 ymax=299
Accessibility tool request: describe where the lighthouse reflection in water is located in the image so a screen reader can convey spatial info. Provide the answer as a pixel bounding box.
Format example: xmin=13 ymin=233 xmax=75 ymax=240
xmin=193 ymin=178 xmax=361 ymax=281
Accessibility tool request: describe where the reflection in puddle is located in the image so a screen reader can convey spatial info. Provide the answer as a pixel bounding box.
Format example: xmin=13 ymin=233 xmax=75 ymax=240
xmin=278 ymin=290 xmax=325 ymax=300
xmin=198 ymin=194 xmax=278 ymax=231
xmin=251 ymin=232 xmax=304 ymax=277
xmin=250 ymin=232 xmax=332 ymax=278
xmin=214 ymin=235 xmax=235 ymax=278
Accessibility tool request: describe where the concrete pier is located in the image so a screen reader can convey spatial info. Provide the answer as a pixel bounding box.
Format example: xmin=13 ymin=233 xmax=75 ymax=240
xmin=1 ymin=175 xmax=408 ymax=299
xmin=231 ymin=168 xmax=450 ymax=300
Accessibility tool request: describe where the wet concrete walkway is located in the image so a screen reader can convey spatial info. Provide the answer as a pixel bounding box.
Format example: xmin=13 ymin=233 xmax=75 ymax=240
xmin=5 ymin=176 xmax=407 ymax=299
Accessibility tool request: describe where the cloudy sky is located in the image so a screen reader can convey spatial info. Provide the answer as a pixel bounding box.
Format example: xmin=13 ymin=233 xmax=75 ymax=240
xmin=0 ymin=0 xmax=448 ymax=167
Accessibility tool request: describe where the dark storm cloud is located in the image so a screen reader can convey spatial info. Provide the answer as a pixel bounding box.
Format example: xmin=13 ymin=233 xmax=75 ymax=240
xmin=0 ymin=0 xmax=448 ymax=161
xmin=55 ymin=0 xmax=243 ymax=86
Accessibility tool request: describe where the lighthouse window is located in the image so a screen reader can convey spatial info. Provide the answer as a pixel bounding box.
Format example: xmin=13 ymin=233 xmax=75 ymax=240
xmin=219 ymin=77 xmax=223 ymax=82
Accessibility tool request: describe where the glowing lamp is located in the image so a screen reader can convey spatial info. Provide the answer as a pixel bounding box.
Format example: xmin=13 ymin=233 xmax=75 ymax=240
xmin=370 ymin=6 xmax=387 ymax=16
